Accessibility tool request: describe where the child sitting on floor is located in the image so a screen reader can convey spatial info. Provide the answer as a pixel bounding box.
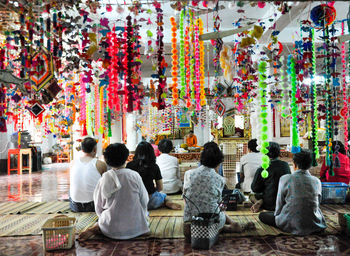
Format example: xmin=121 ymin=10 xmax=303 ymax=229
xmin=78 ymin=143 xmax=149 ymax=240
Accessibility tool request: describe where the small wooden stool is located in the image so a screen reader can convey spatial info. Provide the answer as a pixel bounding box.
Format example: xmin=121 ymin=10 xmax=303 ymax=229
xmin=7 ymin=148 xmax=32 ymax=175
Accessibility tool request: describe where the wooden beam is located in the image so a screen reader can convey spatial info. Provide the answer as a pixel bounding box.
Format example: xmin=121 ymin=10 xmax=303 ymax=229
xmin=259 ymin=2 xmax=310 ymax=44
xmin=199 ymin=24 xmax=254 ymax=41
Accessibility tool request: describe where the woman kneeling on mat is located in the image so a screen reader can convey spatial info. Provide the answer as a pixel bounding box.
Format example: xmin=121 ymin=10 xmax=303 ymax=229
xmin=259 ymin=149 xmax=327 ymax=235
xmin=183 ymin=142 xmax=255 ymax=242
xmin=79 ymin=143 xmax=150 ymax=240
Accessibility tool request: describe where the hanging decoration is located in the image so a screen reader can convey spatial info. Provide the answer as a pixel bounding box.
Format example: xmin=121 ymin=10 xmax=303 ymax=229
xmin=170 ymin=16 xmax=179 ymax=106
xmin=194 ymin=22 xmax=201 ymax=111
xmin=30 ymin=47 xmax=54 ymax=92
xmin=154 ymin=2 xmax=166 ymax=110
xmin=197 ymin=18 xmax=206 ymax=106
xmin=124 ymin=15 xmax=135 ymax=112
xmin=310 ymin=4 xmax=336 ymax=28
xmin=184 ymin=27 xmax=192 ymax=108
xmin=341 ymin=22 xmax=348 ymax=153
xmin=280 ymin=57 xmax=289 ymax=118
xmin=310 ymin=28 xmax=319 ymax=165
xmin=107 ymin=27 xmax=120 ymax=113
xmin=178 ymin=10 xmax=186 ymax=99
xmin=288 ymin=55 xmax=300 ymax=154
xmin=258 ymin=61 xmax=269 ymax=179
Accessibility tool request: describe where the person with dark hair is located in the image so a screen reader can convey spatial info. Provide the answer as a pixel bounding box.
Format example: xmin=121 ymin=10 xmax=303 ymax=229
xmin=320 ymin=141 xmax=350 ymax=184
xmin=69 ymin=137 xmax=107 ymax=212
xmin=184 ymin=130 xmax=198 ymax=147
xmin=183 ymin=142 xmax=255 ymax=242
xmin=127 ymin=142 xmax=181 ymax=210
xmin=78 ymin=143 xmax=149 ymax=240
xmin=156 ymin=139 xmax=182 ymax=194
xmin=259 ymin=149 xmax=326 ymax=235
xmin=238 ymin=139 xmax=262 ymax=193
xmin=250 ymin=142 xmax=291 ymax=212
xmin=150 ymin=139 xmax=160 ymax=157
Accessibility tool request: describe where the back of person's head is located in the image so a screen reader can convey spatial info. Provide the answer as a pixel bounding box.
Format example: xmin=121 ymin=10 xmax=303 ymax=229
xmin=267 ymin=142 xmax=280 ymax=159
xmin=332 ymin=141 xmax=346 ymax=155
xmin=248 ymin=139 xmax=259 ymax=153
xmin=134 ymin=142 xmax=156 ymax=171
xmin=158 ymin=139 xmax=173 ymax=154
xmin=103 ymin=143 xmax=129 ymax=168
xmin=200 ymin=142 xmax=224 ymax=168
xmin=293 ymin=149 xmax=312 ymax=170
xmin=189 ymin=130 xmax=194 ymax=135
xmin=81 ymin=137 xmax=97 ymax=153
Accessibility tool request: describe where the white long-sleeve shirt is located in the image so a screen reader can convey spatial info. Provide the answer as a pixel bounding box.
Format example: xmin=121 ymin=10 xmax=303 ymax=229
xmin=93 ymin=168 xmax=149 ymax=239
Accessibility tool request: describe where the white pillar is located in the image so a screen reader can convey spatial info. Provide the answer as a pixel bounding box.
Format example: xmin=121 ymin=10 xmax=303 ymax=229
xmin=110 ymin=119 xmax=122 ymax=143
xmin=126 ymin=113 xmax=137 ymax=151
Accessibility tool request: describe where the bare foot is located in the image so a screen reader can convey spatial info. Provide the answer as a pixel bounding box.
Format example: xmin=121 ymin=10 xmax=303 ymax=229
xmin=242 ymin=221 xmax=256 ymax=231
xmin=250 ymin=200 xmax=263 ymax=213
xmin=223 ymin=223 xmax=243 ymax=233
xmin=243 ymin=201 xmax=253 ymax=208
xmin=77 ymin=224 xmax=100 ymax=241
xmin=165 ymin=200 xmax=182 ymax=210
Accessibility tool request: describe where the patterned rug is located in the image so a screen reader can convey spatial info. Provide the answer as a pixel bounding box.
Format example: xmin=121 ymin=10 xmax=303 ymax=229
xmin=320 ymin=204 xmax=350 ymax=215
xmin=0 ymin=213 xmax=98 ymax=237
xmin=0 ymin=201 xmax=44 ymax=214
xmin=25 ymin=201 xmax=70 ymax=214
xmin=0 ymin=213 xmax=340 ymax=239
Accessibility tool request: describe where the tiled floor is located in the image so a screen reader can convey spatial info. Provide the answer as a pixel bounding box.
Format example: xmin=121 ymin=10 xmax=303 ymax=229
xmin=0 ymin=164 xmax=349 ymax=255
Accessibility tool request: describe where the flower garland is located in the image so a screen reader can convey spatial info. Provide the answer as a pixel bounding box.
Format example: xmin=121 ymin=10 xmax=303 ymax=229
xmin=197 ymin=18 xmax=206 ymax=106
xmin=341 ymin=21 xmax=348 ymax=153
xmin=310 ymin=28 xmax=319 ymax=164
xmin=107 ymin=27 xmax=120 ymax=113
xmin=190 ymin=12 xmax=196 ymax=100
xmin=258 ymin=61 xmax=270 ymax=178
xmin=194 ymin=23 xmax=201 ymax=111
xmin=184 ymin=26 xmax=192 ymax=108
xmin=170 ymin=16 xmax=179 ymax=106
xmin=99 ymin=86 xmax=104 ymax=134
xmin=94 ymin=83 xmax=100 ymax=135
xmin=288 ymin=55 xmax=300 ymax=153
xmin=179 ymin=10 xmax=186 ymax=99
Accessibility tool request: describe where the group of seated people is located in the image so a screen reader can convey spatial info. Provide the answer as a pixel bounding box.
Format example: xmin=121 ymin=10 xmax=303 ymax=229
xmin=239 ymin=139 xmax=350 ymax=235
xmin=70 ymin=136 xmax=349 ymax=241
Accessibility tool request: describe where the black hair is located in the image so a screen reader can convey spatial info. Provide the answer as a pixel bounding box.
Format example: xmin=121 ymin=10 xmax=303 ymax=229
xmin=248 ymin=139 xmax=259 ymax=153
xmin=189 ymin=130 xmax=194 ymax=134
xmin=200 ymin=142 xmax=224 ymax=168
xmin=133 ymin=141 xmax=156 ymax=174
xmin=81 ymin=137 xmax=97 ymax=153
xmin=293 ymin=149 xmax=312 ymax=170
xmin=103 ymin=143 xmax=129 ymax=168
xmin=267 ymin=142 xmax=280 ymax=159
xmin=158 ymin=139 xmax=173 ymax=153
xmin=332 ymin=140 xmax=346 ymax=155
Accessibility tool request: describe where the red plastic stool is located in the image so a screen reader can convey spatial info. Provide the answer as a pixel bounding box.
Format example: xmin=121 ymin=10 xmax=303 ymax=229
xmin=7 ymin=148 xmax=32 ymax=175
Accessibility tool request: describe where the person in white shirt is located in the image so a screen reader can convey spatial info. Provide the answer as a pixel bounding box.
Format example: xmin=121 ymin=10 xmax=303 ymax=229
xmin=238 ymin=139 xmax=262 ymax=193
xmin=69 ymin=137 xmax=107 ymax=212
xmin=156 ymin=139 xmax=182 ymax=194
xmin=78 ymin=143 xmax=149 ymax=241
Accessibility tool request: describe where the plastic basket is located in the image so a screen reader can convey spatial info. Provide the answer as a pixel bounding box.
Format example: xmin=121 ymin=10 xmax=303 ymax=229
xmin=42 ymin=215 xmax=76 ymax=251
xmin=321 ymin=182 xmax=348 ymax=204
xmin=345 ymin=214 xmax=350 ymax=236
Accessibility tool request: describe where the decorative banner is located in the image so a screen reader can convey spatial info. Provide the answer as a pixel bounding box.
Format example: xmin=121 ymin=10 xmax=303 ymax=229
xmin=170 ymin=16 xmax=179 ymax=106
xmin=30 ymin=47 xmax=54 ymax=92
xmin=341 ymin=21 xmax=348 ymax=153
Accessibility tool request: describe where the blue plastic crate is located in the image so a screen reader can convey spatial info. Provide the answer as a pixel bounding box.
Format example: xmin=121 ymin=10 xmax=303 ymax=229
xmin=321 ymin=182 xmax=348 ymax=204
